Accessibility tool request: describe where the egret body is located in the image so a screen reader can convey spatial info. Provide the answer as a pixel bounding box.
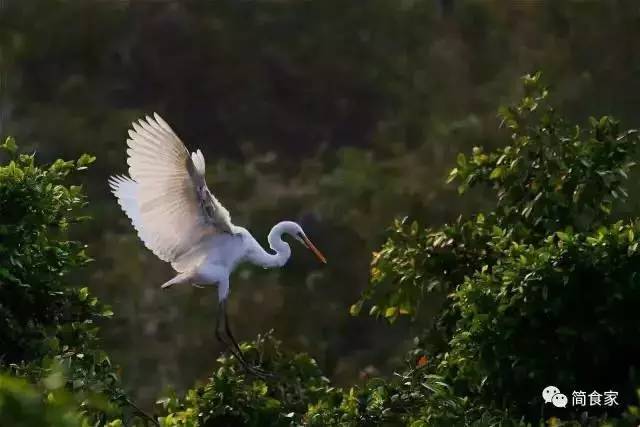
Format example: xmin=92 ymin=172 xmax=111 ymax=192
xmin=109 ymin=113 xmax=326 ymax=374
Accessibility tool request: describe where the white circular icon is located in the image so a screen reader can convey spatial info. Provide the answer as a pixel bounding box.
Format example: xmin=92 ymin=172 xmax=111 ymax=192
xmin=542 ymin=385 xmax=561 ymax=403
xmin=552 ymin=393 xmax=568 ymax=408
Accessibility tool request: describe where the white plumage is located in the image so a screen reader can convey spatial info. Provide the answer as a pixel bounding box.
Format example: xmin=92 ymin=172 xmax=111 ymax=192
xmin=110 ymin=113 xmax=234 ymax=273
xmin=109 ymin=114 xmax=326 ymax=373
xmin=109 ymin=113 xmax=325 ymax=281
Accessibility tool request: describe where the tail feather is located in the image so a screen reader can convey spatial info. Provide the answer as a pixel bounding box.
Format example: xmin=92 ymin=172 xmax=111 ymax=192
xmin=160 ymin=271 xmax=194 ymax=289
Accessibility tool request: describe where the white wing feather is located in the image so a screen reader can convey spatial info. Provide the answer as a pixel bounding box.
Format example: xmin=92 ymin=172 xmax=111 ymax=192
xmin=109 ymin=113 xmax=234 ymax=272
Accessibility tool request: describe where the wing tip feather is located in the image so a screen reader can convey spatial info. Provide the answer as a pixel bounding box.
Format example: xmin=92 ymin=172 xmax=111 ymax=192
xmin=108 ymin=174 xmax=135 ymax=193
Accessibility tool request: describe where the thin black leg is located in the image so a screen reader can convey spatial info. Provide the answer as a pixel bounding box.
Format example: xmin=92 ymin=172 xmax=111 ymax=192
xmin=216 ymin=300 xmax=271 ymax=378
xmin=223 ymin=302 xmax=255 ymax=366
xmin=222 ymin=302 xmax=273 ymax=377
xmin=215 ymin=302 xmax=247 ymax=365
xmin=215 ymin=305 xmax=225 ymax=344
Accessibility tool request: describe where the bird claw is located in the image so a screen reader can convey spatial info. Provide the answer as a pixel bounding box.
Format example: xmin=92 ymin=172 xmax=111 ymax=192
xmin=243 ymin=363 xmax=276 ymax=379
xmin=229 ymin=354 xmax=275 ymax=378
xmin=215 ymin=299 xmax=277 ymax=380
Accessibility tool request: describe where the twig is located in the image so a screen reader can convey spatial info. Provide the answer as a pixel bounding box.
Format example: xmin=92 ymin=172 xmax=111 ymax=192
xmin=122 ymin=395 xmax=159 ymax=427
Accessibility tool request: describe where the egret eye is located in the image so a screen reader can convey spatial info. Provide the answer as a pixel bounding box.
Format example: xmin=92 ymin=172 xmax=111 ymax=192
xmin=295 ymin=232 xmax=308 ymax=246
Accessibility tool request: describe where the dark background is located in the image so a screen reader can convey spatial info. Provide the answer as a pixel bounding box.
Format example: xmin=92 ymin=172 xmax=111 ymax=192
xmin=3 ymin=0 xmax=640 ymax=408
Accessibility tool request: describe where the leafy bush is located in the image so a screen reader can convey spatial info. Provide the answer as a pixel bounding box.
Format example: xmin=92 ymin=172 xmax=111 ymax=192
xmin=158 ymin=333 xmax=515 ymax=427
xmin=158 ymin=332 xmax=333 ymax=427
xmin=0 ymin=139 xmax=149 ymax=425
xmin=0 ymin=138 xmax=100 ymax=362
xmin=0 ymin=372 xmax=87 ymax=427
xmin=355 ymin=73 xmax=640 ymax=423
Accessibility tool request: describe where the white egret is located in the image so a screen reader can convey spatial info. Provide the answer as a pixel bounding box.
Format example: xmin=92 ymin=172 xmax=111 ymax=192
xmin=108 ymin=113 xmax=326 ymax=375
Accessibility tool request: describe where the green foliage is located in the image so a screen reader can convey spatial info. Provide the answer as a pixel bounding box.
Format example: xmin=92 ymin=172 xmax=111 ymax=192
xmin=352 ymin=74 xmax=640 ymax=423
xmin=158 ymin=332 xmax=331 ymax=427
xmin=452 ymin=72 xmax=639 ymax=233
xmin=445 ymin=222 xmax=640 ymax=415
xmin=362 ymin=72 xmax=640 ymax=323
xmin=0 ymin=369 xmax=134 ymax=427
xmin=158 ymin=333 xmax=515 ymax=427
xmin=0 ymin=139 xmax=99 ymax=362
xmin=305 ymin=368 xmax=512 ymax=427
xmin=0 ymin=373 xmax=87 ymax=427
xmin=0 ymin=139 xmax=146 ymax=425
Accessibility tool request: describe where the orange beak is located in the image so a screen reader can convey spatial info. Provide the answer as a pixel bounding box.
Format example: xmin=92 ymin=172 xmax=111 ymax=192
xmin=302 ymin=235 xmax=327 ymax=264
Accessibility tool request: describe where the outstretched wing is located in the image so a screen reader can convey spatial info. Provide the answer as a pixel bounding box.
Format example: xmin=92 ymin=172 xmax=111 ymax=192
xmin=109 ymin=113 xmax=234 ymax=272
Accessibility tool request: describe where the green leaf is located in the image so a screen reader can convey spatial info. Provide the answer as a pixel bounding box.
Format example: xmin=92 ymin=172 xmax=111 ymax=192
xmin=489 ymin=167 xmax=504 ymax=179
xmin=384 ymin=306 xmax=398 ymax=318
xmin=349 ymin=302 xmax=363 ymax=316
xmin=42 ymin=371 xmax=65 ymax=390
xmin=446 ymin=168 xmax=458 ymax=184
xmin=456 ymin=153 xmax=467 ymax=168
xmin=599 ymin=202 xmax=612 ymax=215
xmin=0 ymin=267 xmax=17 ymax=281
xmin=76 ymin=153 xmax=96 ymax=170
xmin=1 ymin=136 xmax=17 ymax=154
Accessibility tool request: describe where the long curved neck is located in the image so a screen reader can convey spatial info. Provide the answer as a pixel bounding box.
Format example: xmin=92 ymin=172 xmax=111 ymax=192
xmin=251 ymin=222 xmax=292 ymax=268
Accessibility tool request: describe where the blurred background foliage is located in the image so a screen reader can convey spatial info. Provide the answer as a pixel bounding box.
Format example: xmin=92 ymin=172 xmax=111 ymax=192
xmin=3 ymin=0 xmax=640 ymax=414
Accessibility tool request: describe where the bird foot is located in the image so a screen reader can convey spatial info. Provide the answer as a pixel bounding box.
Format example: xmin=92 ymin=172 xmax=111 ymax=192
xmin=243 ymin=364 xmax=276 ymax=379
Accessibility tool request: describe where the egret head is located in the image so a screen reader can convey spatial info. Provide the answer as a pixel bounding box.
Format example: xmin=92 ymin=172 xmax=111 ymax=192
xmin=277 ymin=221 xmax=327 ymax=264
